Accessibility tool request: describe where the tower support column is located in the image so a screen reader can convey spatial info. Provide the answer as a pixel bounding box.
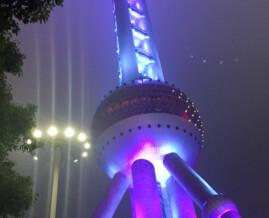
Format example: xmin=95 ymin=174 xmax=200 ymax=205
xmin=164 ymin=152 xmax=218 ymax=207
xmin=166 ymin=176 xmax=197 ymax=218
xmin=91 ymin=172 xmax=130 ymax=218
xmin=131 ymin=159 xmax=163 ymax=218
xmin=164 ymin=153 xmax=241 ymax=218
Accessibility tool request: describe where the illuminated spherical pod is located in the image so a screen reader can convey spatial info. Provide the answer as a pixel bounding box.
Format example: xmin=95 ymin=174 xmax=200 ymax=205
xmin=91 ymin=81 xmax=203 ymax=183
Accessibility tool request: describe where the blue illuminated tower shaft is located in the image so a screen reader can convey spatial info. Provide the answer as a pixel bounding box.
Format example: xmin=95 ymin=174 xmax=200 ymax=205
xmin=113 ymin=0 xmax=164 ymax=84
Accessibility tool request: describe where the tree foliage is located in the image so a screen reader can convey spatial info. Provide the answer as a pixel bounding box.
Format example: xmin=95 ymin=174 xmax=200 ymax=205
xmin=0 ymin=0 xmax=63 ymax=37
xmin=0 ymin=147 xmax=37 ymax=218
xmin=0 ymin=0 xmax=63 ymax=217
xmin=0 ymin=36 xmax=24 ymax=76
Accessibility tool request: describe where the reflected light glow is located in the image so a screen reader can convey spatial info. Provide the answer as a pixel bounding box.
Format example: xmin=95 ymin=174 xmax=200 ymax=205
xmin=63 ymin=6 xmax=73 ymax=217
xmin=82 ymin=152 xmax=88 ymax=157
xmin=78 ymin=133 xmax=87 ymax=142
xmin=31 ymin=26 xmax=41 ymax=218
xmin=128 ymin=143 xmax=177 ymax=186
xmin=33 ymin=129 xmax=42 ymax=138
xmin=84 ymin=143 xmax=90 ymax=149
xmin=47 ymin=126 xmax=58 ymax=136
xmin=64 ymin=127 xmax=75 ymax=137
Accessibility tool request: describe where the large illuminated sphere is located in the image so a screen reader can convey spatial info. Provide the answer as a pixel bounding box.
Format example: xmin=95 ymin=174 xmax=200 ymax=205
xmin=91 ymin=80 xmax=204 ymax=185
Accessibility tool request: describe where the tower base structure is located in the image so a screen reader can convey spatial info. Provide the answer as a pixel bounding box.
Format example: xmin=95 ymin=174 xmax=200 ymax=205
xmin=92 ymin=154 xmax=242 ymax=218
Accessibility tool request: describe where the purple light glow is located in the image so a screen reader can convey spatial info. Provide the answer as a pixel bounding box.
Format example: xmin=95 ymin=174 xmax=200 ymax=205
xmin=97 ymin=112 xmax=201 ymax=182
xmin=128 ymin=0 xmax=143 ymax=10
xmin=215 ymin=206 xmax=238 ymax=218
xmin=136 ymin=3 xmax=142 ymax=10
xmin=219 ymin=210 xmax=233 ymax=218
xmin=219 ymin=209 xmax=241 ymax=218
xmin=129 ymin=9 xmax=143 ymax=19
xmin=220 ymin=210 xmax=241 ymax=218
xmin=202 ymin=195 xmax=239 ymax=218
xmin=126 ymin=142 xmax=176 ymax=185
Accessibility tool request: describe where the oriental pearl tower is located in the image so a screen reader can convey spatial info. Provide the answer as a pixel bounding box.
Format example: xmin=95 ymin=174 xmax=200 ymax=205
xmin=91 ymin=0 xmax=241 ymax=217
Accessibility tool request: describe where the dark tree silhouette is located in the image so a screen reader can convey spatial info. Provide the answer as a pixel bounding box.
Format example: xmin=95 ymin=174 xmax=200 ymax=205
xmin=0 ymin=1 xmax=63 ymax=217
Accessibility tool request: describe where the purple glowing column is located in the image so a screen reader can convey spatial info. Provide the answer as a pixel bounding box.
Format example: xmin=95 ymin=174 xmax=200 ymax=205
xmin=131 ymin=159 xmax=163 ymax=218
xmin=164 ymin=153 xmax=241 ymax=218
xmin=166 ymin=176 xmax=197 ymax=218
xmin=91 ymin=172 xmax=130 ymax=218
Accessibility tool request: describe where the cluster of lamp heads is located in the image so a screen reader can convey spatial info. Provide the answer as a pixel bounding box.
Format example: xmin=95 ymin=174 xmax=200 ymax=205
xmin=26 ymin=126 xmax=91 ymax=162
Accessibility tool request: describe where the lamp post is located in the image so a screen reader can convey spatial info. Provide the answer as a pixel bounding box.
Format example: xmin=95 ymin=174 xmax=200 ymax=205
xmin=29 ymin=125 xmax=90 ymax=218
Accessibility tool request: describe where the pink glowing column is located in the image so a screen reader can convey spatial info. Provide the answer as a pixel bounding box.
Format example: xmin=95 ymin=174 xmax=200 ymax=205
xmin=166 ymin=176 xmax=197 ymax=218
xmin=131 ymin=159 xmax=163 ymax=218
xmin=92 ymin=172 xmax=130 ymax=218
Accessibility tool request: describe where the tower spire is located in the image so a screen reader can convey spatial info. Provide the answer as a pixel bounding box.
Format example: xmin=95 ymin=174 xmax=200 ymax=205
xmin=113 ymin=0 xmax=164 ymax=84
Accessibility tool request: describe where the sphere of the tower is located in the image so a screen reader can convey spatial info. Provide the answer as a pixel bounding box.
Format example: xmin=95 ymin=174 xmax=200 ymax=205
xmin=91 ymin=80 xmax=204 ymax=185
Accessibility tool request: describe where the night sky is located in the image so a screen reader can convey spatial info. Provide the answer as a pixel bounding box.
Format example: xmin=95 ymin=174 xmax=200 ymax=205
xmin=8 ymin=0 xmax=269 ymax=217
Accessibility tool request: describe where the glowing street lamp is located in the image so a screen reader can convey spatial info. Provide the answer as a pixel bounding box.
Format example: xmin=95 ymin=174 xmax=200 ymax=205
xmin=33 ymin=129 xmax=42 ymax=138
xmin=82 ymin=151 xmax=88 ymax=157
xmin=78 ymin=133 xmax=86 ymax=142
xmin=64 ymin=127 xmax=75 ymax=137
xmin=47 ymin=126 xmax=58 ymax=137
xmin=31 ymin=127 xmax=90 ymax=161
xmin=29 ymin=125 xmax=90 ymax=218
xmin=84 ymin=143 xmax=90 ymax=149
